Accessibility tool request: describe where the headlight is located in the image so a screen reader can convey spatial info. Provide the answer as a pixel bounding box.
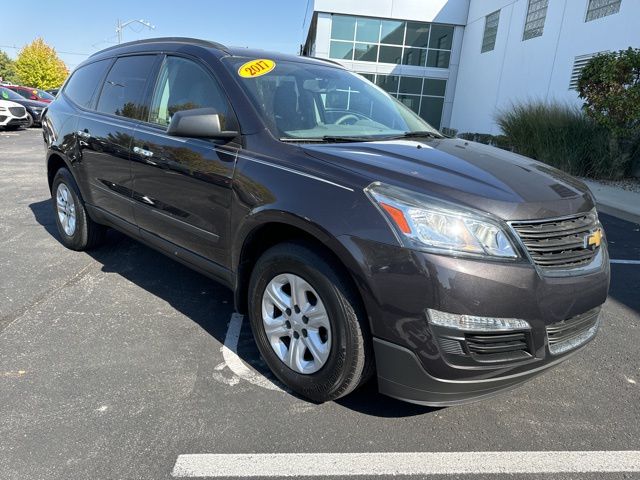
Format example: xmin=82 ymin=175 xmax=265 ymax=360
xmin=0 ymin=106 xmax=6 ymax=111
xmin=365 ymin=182 xmax=518 ymax=258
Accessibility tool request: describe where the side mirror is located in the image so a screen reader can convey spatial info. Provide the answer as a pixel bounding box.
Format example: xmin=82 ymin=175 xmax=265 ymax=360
xmin=167 ymin=108 xmax=238 ymax=139
xmin=30 ymin=95 xmax=38 ymax=100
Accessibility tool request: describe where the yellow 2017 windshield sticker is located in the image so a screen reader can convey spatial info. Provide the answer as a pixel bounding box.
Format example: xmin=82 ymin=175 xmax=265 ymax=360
xmin=238 ymin=59 xmax=276 ymax=78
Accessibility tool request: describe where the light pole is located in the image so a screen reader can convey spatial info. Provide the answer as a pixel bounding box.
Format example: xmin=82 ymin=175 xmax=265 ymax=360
xmin=116 ymin=18 xmax=155 ymax=44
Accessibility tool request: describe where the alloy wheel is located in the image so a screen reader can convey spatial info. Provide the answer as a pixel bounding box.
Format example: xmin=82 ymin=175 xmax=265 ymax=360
xmin=261 ymin=273 xmax=331 ymax=374
xmin=56 ymin=183 xmax=76 ymax=236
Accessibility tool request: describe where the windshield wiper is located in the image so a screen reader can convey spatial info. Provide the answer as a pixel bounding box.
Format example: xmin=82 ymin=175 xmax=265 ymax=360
xmin=280 ymin=136 xmax=385 ymax=143
xmin=280 ymin=132 xmax=443 ymax=143
xmin=279 ymin=137 xmax=325 ymax=143
xmin=391 ymin=131 xmax=443 ymax=140
xmin=321 ymin=135 xmax=385 ymax=143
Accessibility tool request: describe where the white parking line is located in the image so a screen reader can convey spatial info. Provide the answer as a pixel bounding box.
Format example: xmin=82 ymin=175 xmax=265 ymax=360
xmin=219 ymin=313 xmax=283 ymax=391
xmin=171 ymin=451 xmax=640 ymax=477
xmin=610 ymin=259 xmax=640 ymax=265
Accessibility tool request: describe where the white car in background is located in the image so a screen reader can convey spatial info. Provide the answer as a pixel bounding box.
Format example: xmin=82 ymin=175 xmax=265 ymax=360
xmin=0 ymin=99 xmax=28 ymax=130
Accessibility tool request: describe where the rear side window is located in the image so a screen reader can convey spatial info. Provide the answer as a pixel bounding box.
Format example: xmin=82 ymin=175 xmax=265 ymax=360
xmin=63 ymin=60 xmax=110 ymax=108
xmin=96 ymin=55 xmax=156 ymax=120
xmin=148 ymin=56 xmax=231 ymax=127
xmin=14 ymin=89 xmax=31 ymax=100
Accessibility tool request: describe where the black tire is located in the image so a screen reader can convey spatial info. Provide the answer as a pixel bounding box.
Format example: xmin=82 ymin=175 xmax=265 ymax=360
xmin=25 ymin=113 xmax=34 ymax=128
xmin=248 ymin=242 xmax=374 ymax=402
xmin=51 ymin=167 xmax=105 ymax=251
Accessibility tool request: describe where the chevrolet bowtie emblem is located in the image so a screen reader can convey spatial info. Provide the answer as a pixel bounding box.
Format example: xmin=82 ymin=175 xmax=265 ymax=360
xmin=586 ymin=229 xmax=603 ymax=249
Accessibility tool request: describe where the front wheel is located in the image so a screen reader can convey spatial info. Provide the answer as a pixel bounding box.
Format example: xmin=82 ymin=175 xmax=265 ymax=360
xmin=248 ymin=242 xmax=373 ymax=402
xmin=25 ymin=113 xmax=34 ymax=128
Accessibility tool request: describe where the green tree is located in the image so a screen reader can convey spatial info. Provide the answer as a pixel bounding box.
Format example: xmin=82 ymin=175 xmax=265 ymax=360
xmin=0 ymin=50 xmax=17 ymax=83
xmin=578 ymin=48 xmax=640 ymax=176
xmin=578 ymin=48 xmax=640 ymax=138
xmin=14 ymin=38 xmax=68 ymax=89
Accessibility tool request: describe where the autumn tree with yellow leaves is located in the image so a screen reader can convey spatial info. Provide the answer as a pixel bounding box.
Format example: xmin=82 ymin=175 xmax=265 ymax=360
xmin=14 ymin=38 xmax=68 ymax=89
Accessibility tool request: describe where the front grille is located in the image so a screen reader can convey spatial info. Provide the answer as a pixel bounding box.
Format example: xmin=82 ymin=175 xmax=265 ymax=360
xmin=8 ymin=106 xmax=25 ymax=117
xmin=464 ymin=331 xmax=532 ymax=363
xmin=546 ymin=308 xmax=600 ymax=355
xmin=439 ymin=337 xmax=464 ymax=355
xmin=511 ymin=212 xmax=600 ymax=269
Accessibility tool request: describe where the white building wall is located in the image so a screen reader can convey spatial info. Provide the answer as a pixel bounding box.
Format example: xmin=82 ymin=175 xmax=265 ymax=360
xmin=451 ymin=0 xmax=640 ymax=135
xmin=303 ymin=0 xmax=470 ymax=28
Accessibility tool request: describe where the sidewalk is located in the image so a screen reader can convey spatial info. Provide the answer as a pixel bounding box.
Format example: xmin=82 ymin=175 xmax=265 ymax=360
xmin=583 ymin=179 xmax=640 ymax=224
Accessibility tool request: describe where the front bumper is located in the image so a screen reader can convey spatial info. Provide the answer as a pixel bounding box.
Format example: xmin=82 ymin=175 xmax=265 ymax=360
xmin=339 ymin=236 xmax=610 ymax=406
xmin=374 ymin=335 xmax=594 ymax=406
xmin=29 ymin=110 xmax=44 ymax=124
xmin=0 ymin=116 xmax=29 ymax=127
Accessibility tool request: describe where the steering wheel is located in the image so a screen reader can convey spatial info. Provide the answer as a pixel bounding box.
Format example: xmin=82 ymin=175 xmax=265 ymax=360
xmin=335 ymin=114 xmax=360 ymax=125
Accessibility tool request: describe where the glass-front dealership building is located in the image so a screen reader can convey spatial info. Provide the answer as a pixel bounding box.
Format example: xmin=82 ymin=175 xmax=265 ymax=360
xmin=302 ymin=0 xmax=637 ymax=134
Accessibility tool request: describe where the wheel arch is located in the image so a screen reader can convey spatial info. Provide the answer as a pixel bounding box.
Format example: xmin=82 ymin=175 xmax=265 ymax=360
xmin=233 ymin=213 xmax=370 ymax=321
xmin=47 ymin=153 xmax=71 ymax=192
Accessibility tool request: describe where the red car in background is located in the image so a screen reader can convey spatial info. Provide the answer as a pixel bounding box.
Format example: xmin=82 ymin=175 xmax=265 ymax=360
xmin=6 ymin=85 xmax=55 ymax=103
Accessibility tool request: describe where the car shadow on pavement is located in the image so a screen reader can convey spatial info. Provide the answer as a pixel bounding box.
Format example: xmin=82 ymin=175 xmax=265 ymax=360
xmin=335 ymin=381 xmax=439 ymax=416
xmin=29 ymin=199 xmax=437 ymax=418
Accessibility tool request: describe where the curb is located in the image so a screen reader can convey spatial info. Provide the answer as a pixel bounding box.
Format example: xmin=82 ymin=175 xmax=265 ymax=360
xmin=597 ymin=203 xmax=640 ymax=225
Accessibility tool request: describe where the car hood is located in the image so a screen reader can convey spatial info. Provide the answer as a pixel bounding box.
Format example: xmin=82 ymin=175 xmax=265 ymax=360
xmin=0 ymin=99 xmax=25 ymax=109
xmin=18 ymin=99 xmax=48 ymax=108
xmin=302 ymin=138 xmax=594 ymax=221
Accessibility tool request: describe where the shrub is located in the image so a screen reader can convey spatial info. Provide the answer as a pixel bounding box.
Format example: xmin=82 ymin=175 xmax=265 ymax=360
xmin=578 ymin=48 xmax=640 ymax=177
xmin=578 ymin=48 xmax=640 ymax=139
xmin=496 ymin=102 xmax=625 ymax=179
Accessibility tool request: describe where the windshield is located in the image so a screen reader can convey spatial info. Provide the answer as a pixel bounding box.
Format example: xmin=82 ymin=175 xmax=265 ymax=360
xmin=224 ymin=57 xmax=441 ymax=141
xmin=37 ymin=89 xmax=55 ymax=100
xmin=0 ymin=87 xmax=24 ymax=101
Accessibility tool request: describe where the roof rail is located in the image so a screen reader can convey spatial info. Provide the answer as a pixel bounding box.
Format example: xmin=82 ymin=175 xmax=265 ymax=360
xmin=90 ymin=37 xmax=228 ymax=57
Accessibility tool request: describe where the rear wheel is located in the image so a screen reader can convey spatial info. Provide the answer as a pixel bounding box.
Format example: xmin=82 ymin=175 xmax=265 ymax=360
xmin=51 ymin=167 xmax=105 ymax=250
xmin=25 ymin=113 xmax=34 ymax=128
xmin=248 ymin=242 xmax=373 ymax=402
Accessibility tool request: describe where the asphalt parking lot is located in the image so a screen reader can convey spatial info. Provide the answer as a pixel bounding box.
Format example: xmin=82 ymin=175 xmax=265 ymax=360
xmin=1 ymin=127 xmax=639 ymax=480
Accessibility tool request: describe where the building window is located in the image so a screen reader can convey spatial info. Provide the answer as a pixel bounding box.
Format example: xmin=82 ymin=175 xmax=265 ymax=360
xmin=586 ymin=0 xmax=622 ymax=22
xmin=329 ymin=14 xmax=454 ymax=69
xmin=481 ymin=10 xmax=500 ymax=53
xmin=358 ymin=73 xmax=375 ymax=82
xmin=569 ymin=52 xmax=607 ymax=90
xmin=523 ymin=0 xmax=548 ymax=40
xmin=331 ymin=15 xmax=356 ymax=41
xmin=361 ymin=73 xmax=447 ymax=129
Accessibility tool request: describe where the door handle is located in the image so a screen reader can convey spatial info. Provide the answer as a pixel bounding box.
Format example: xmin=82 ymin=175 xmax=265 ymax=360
xmin=133 ymin=146 xmax=154 ymax=157
xmin=76 ymin=129 xmax=90 ymax=139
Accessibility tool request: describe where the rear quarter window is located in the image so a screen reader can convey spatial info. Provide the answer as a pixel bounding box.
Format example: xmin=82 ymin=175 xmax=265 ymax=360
xmin=63 ymin=59 xmax=111 ymax=108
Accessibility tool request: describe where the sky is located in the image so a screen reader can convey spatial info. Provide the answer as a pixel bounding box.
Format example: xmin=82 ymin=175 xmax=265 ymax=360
xmin=1 ymin=0 xmax=310 ymax=70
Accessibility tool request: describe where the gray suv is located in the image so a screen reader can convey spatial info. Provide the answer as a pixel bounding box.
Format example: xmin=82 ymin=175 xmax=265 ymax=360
xmin=42 ymin=38 xmax=610 ymax=405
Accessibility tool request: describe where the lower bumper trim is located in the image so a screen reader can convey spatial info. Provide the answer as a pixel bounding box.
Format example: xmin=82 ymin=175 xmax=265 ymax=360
xmin=374 ymin=337 xmax=584 ymax=407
